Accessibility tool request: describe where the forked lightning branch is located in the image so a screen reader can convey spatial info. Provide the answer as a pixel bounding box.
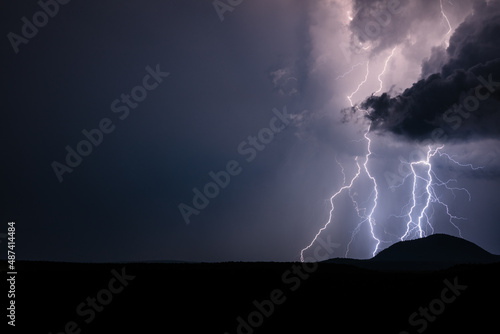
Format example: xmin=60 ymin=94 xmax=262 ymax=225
xmin=300 ymin=1 xmax=487 ymax=260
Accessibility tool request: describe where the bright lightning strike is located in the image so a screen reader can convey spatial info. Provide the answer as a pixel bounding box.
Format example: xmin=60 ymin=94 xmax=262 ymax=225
xmin=400 ymin=146 xmax=442 ymax=240
xmin=399 ymin=146 xmax=483 ymax=241
xmin=437 ymin=151 xmax=484 ymax=171
xmin=345 ymin=126 xmax=381 ymax=257
xmin=335 ymin=61 xmax=367 ymax=80
xmin=363 ymin=129 xmax=381 ymax=256
xmin=344 ymin=51 xmax=399 ymax=256
xmin=440 ymin=0 xmax=453 ymax=45
xmin=347 ymin=61 xmax=370 ymax=107
xmin=301 ymin=5 xmax=479 ymax=261
xmin=361 ymin=50 xmax=399 ymax=256
xmin=302 ymin=57 xmax=385 ymax=261
xmin=303 ymin=52 xmax=395 ymax=260
xmin=302 ymin=119 xmax=384 ymax=260
xmin=374 ymin=47 xmax=396 ymax=95
xmin=300 ymin=158 xmax=361 ymax=262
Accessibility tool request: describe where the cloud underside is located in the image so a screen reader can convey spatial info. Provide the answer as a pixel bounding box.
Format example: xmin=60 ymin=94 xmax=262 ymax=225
xmin=354 ymin=0 xmax=500 ymax=142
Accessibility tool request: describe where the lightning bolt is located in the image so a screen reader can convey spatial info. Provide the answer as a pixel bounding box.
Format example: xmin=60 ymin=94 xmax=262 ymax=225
xmin=301 ymin=6 xmax=479 ymax=261
xmin=436 ymin=151 xmax=484 ymax=171
xmin=374 ymin=47 xmax=396 ymax=95
xmin=345 ymin=126 xmax=381 ymax=257
xmin=363 ymin=129 xmax=381 ymax=256
xmin=335 ymin=155 xmax=346 ymax=184
xmin=347 ymin=61 xmax=370 ymax=107
xmin=335 ymin=61 xmax=367 ymax=80
xmin=300 ymin=158 xmax=362 ymax=262
xmin=345 ymin=50 xmax=400 ymax=256
xmin=400 ymin=146 xmax=441 ymax=239
xmin=303 ymin=50 xmax=401 ymax=261
xmin=301 ymin=117 xmax=385 ymax=260
xmin=399 ymin=146 xmax=482 ymax=240
xmin=440 ymin=0 xmax=453 ymax=45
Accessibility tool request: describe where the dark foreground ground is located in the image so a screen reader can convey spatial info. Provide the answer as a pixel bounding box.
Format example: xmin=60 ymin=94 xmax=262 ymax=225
xmin=2 ymin=260 xmax=499 ymax=333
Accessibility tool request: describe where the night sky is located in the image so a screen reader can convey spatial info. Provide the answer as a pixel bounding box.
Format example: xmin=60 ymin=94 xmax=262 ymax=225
xmin=3 ymin=0 xmax=499 ymax=262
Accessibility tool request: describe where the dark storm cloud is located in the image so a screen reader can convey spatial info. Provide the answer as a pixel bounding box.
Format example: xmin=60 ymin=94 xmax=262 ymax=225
xmin=442 ymin=0 xmax=500 ymax=76
xmin=420 ymin=45 xmax=447 ymax=79
xmin=358 ymin=0 xmax=500 ymax=142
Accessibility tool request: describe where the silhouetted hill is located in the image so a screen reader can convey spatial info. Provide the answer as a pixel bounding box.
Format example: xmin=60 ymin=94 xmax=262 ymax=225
xmin=373 ymin=233 xmax=500 ymax=263
xmin=325 ymin=234 xmax=500 ymax=271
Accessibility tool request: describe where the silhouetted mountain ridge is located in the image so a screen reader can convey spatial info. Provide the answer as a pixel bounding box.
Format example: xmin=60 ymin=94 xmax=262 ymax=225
xmin=325 ymin=234 xmax=500 ymax=271
xmin=372 ymin=233 xmax=500 ymax=263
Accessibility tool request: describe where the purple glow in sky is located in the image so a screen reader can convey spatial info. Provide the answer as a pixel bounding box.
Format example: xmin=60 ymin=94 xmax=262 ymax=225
xmin=3 ymin=0 xmax=499 ymax=262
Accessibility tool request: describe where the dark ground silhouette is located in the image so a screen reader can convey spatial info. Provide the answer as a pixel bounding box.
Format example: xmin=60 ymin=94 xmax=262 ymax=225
xmin=3 ymin=234 xmax=499 ymax=333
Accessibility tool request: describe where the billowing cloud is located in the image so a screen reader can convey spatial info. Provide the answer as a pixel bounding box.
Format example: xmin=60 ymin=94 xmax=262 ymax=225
xmin=357 ymin=0 xmax=500 ymax=142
